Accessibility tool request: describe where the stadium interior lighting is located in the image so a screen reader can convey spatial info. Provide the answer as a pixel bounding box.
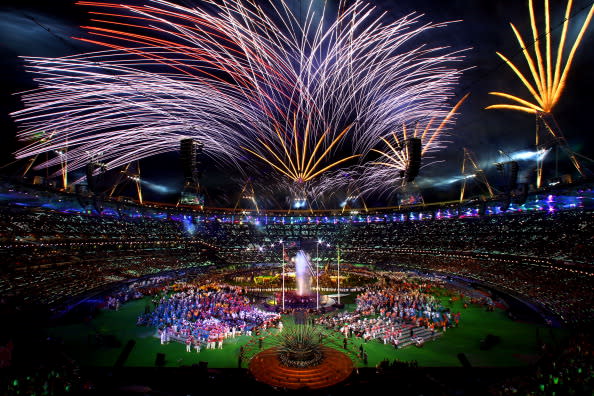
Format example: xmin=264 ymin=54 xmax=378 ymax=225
xmin=506 ymin=149 xmax=551 ymax=161
xmin=293 ymin=198 xmax=307 ymax=209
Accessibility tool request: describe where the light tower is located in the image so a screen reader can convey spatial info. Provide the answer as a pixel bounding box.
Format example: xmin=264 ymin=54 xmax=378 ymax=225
xmin=234 ymin=178 xmax=260 ymax=214
xmin=108 ymin=161 xmax=143 ymax=204
xmin=316 ymin=239 xmax=323 ymax=310
xmin=459 ymin=148 xmax=495 ymax=202
xmin=280 ymin=240 xmax=285 ymax=311
xmin=534 ymin=113 xmax=589 ymax=188
xmin=337 ymin=245 xmax=341 ymax=305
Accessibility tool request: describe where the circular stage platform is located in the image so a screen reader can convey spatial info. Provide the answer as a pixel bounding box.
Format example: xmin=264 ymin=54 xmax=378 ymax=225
xmin=249 ymin=346 xmax=353 ymax=390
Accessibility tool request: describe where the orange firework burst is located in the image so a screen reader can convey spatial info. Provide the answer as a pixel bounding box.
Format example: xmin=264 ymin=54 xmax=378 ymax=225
xmin=242 ymin=114 xmax=360 ymax=184
xmin=487 ymin=0 xmax=594 ymax=114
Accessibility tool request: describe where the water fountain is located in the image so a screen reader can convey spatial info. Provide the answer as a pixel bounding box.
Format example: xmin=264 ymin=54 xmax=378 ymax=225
xmin=251 ymin=252 xmax=351 ymax=388
xmin=275 ymin=250 xmax=317 ymax=309
xmin=295 ymin=250 xmax=311 ymax=296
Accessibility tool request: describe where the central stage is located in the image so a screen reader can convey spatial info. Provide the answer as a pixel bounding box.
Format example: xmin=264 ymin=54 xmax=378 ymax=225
xmin=249 ymin=346 xmax=353 ymax=389
xmin=271 ymin=290 xmax=335 ymax=310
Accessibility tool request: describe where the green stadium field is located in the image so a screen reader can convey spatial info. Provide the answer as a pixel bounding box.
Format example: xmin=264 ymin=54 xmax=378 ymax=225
xmin=48 ymin=295 xmax=565 ymax=368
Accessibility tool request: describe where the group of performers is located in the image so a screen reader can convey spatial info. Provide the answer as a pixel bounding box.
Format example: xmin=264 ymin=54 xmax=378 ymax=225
xmin=138 ymin=284 xmax=281 ymax=352
xmin=356 ymin=286 xmax=460 ymax=330
xmin=137 ymin=277 xmax=461 ymax=353
xmin=315 ymin=280 xmax=461 ymax=348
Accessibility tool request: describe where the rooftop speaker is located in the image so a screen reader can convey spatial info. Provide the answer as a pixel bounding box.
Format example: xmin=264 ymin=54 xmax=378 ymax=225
xmin=404 ymin=138 xmax=422 ymax=182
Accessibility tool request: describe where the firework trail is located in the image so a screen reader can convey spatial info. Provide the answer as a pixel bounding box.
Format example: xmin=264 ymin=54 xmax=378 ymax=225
xmin=13 ymin=0 xmax=465 ymax=191
xmin=487 ymin=0 xmax=594 ymax=114
xmin=318 ymin=93 xmax=469 ymax=199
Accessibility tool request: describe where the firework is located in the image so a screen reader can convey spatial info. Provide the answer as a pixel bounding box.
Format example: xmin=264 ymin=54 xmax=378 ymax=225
xmin=486 ymin=0 xmax=594 ymax=114
xmin=12 ymin=0 xmax=464 ymax=189
xmin=340 ymin=93 xmax=469 ymax=198
xmin=372 ymin=94 xmax=469 ymax=172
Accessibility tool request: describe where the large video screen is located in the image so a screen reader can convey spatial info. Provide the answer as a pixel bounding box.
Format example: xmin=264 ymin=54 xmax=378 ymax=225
xmin=180 ymin=192 xmax=205 ymax=206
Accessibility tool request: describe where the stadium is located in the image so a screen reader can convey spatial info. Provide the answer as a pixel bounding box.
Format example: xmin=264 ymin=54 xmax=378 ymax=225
xmin=0 ymin=0 xmax=593 ymax=395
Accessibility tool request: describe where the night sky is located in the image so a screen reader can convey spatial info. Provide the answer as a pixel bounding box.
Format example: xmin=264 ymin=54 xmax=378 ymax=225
xmin=1 ymin=0 xmax=593 ymax=207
